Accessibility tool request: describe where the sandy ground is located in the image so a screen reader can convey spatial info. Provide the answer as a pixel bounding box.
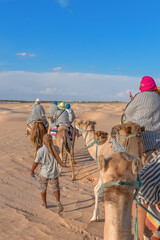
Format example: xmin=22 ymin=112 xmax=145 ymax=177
xmin=0 ymin=102 xmax=127 ymax=240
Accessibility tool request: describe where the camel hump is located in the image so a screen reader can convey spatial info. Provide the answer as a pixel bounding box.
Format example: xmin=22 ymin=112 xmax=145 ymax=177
xmin=58 ymin=124 xmax=70 ymax=132
xmin=94 ymin=131 xmax=108 ymax=145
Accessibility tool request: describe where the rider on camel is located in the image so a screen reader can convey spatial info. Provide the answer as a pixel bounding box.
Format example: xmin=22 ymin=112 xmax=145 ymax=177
xmin=25 ymin=98 xmax=48 ymax=136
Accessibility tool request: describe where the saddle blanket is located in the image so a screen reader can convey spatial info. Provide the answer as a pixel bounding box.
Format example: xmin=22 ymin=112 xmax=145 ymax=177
xmin=144 ymin=204 xmax=160 ymax=239
xmin=27 ymin=120 xmax=49 ymax=133
xmin=50 ymin=125 xmax=72 ymax=140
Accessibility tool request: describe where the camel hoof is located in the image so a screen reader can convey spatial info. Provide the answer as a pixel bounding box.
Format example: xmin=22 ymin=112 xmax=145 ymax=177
xmin=72 ymin=176 xmax=76 ymax=181
xmin=90 ymin=217 xmax=99 ymax=223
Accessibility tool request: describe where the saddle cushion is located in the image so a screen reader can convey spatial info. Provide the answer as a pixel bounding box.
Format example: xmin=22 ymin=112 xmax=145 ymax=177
xmin=27 ymin=120 xmax=49 ymax=133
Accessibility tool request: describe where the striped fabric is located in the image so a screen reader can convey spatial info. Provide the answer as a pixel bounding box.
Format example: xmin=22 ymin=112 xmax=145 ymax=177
xmin=124 ymin=91 xmax=160 ymax=152
xmin=151 ymin=225 xmax=160 ymax=240
xmin=136 ymin=153 xmax=160 ymax=205
xmin=27 ymin=120 xmax=49 ymax=133
xmin=144 ymin=205 xmax=160 ymax=239
xmin=50 ymin=126 xmax=58 ymax=138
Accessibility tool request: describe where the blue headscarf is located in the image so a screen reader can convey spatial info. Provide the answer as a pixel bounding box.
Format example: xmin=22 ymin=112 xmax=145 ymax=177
xmin=53 ymin=101 xmax=58 ymax=105
xmin=66 ymin=103 xmax=70 ymax=109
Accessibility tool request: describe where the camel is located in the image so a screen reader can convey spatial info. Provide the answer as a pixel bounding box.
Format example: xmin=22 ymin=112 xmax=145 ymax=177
xmin=73 ymin=119 xmax=144 ymax=222
xmin=47 ymin=117 xmax=75 ymax=180
xmin=99 ymin=152 xmax=142 ymax=240
xmin=30 ymin=120 xmax=48 ymax=159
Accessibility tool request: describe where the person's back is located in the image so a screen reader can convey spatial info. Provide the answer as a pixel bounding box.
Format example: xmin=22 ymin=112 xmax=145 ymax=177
xmin=53 ymin=109 xmax=70 ymax=126
xmin=51 ymin=102 xmax=70 ymax=127
xmin=50 ymin=101 xmax=59 ymax=118
xmin=124 ymin=78 xmax=160 ymax=152
xmin=27 ymin=99 xmax=47 ymax=124
xmin=65 ymin=103 xmax=76 ymax=124
xmin=36 ymin=144 xmax=60 ymax=179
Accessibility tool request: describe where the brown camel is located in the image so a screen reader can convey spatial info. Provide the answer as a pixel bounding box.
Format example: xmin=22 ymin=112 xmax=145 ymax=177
xmin=30 ymin=120 xmax=48 ymax=159
xmin=99 ymin=152 xmax=142 ymax=240
xmin=47 ymin=117 xmax=75 ymax=180
xmin=73 ymin=119 xmax=144 ymax=222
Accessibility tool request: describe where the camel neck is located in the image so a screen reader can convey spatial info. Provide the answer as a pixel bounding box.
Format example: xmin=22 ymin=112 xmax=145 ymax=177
xmin=82 ymin=131 xmax=99 ymax=160
xmin=104 ymin=195 xmax=133 ymax=240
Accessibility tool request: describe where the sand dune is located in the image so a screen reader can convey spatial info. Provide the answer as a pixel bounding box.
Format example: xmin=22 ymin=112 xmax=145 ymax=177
xmin=0 ymin=102 xmax=127 ymax=240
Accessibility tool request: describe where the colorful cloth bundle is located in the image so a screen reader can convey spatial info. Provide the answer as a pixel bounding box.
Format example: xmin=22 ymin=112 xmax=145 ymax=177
xmin=27 ymin=120 xmax=49 ymax=133
xmin=68 ymin=129 xmax=73 ymax=141
xmin=50 ymin=126 xmax=58 ymax=138
xmin=144 ymin=204 xmax=160 ymax=239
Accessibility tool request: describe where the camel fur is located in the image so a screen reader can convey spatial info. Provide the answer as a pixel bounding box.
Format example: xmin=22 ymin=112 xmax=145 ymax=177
xmin=73 ymin=119 xmax=144 ymax=222
xmin=48 ymin=117 xmax=75 ymax=180
xmin=99 ymin=152 xmax=142 ymax=240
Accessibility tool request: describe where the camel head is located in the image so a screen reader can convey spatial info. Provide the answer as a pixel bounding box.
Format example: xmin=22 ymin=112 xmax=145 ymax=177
xmin=73 ymin=119 xmax=96 ymax=132
xmin=94 ymin=131 xmax=108 ymax=145
xmin=47 ymin=116 xmax=53 ymax=125
xmin=99 ymin=152 xmax=142 ymax=201
xmin=111 ymin=122 xmax=145 ymax=158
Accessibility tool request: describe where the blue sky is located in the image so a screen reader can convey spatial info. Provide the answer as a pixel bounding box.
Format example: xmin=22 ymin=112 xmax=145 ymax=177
xmin=0 ymin=0 xmax=160 ymax=101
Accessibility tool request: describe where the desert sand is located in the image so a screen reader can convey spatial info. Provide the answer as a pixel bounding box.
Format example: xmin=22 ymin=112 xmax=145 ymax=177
xmin=0 ymin=101 xmax=127 ymax=240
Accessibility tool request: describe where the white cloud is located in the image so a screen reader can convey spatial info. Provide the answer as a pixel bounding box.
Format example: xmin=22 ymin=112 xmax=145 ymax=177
xmin=29 ymin=53 xmax=36 ymax=57
xmin=116 ymin=92 xmax=124 ymax=97
xmin=57 ymin=0 xmax=69 ymax=8
xmin=16 ymin=53 xmax=36 ymax=57
xmin=0 ymin=71 xmax=156 ymax=101
xmin=16 ymin=53 xmax=27 ymax=56
xmin=53 ymin=66 xmax=63 ymax=71
xmin=40 ymin=88 xmax=53 ymax=95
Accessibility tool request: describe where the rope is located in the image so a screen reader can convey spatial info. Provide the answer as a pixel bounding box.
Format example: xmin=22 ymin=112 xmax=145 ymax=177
xmin=134 ymin=199 xmax=160 ymax=223
xmin=30 ymin=158 xmax=87 ymax=191
xmin=115 ymin=133 xmax=141 ymax=152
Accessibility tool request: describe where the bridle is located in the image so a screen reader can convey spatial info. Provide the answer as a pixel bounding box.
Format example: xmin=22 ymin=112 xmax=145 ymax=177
xmin=113 ymin=133 xmax=142 ymax=152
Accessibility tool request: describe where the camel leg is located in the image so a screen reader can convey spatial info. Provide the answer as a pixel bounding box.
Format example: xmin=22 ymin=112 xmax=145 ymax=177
xmin=90 ymin=177 xmax=102 ymax=222
xmin=64 ymin=152 xmax=68 ymax=167
xmin=72 ymin=143 xmax=76 ymax=164
xmin=68 ymin=153 xmax=75 ymax=181
xmin=59 ymin=148 xmax=63 ymax=176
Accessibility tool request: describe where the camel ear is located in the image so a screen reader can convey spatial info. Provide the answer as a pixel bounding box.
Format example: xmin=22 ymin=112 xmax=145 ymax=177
xmin=77 ymin=119 xmax=83 ymax=125
xmin=141 ymin=126 xmax=145 ymax=132
xmin=98 ymin=155 xmax=111 ymax=171
xmin=132 ymin=158 xmax=142 ymax=174
xmin=93 ymin=121 xmax=96 ymax=126
xmin=85 ymin=120 xmax=90 ymax=126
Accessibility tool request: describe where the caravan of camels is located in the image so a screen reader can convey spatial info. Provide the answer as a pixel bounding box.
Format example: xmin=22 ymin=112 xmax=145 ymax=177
xmin=1 ymin=76 xmax=160 ymax=240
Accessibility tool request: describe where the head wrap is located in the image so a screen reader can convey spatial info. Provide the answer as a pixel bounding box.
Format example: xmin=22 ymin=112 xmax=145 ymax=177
xmin=35 ymin=98 xmax=40 ymax=104
xmin=58 ymin=102 xmax=66 ymax=110
xmin=53 ymin=101 xmax=58 ymax=105
xmin=65 ymin=103 xmax=70 ymax=109
xmin=139 ymin=76 xmax=157 ymax=92
xmin=43 ymin=134 xmax=63 ymax=166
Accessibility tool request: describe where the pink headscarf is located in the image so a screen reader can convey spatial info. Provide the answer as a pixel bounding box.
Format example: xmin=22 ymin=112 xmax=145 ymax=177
xmin=139 ymin=76 xmax=157 ymax=92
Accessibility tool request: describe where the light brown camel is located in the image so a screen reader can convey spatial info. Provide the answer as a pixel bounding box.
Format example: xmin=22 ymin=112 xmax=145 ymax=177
xmin=99 ymin=152 xmax=142 ymax=240
xmin=73 ymin=119 xmax=144 ymax=222
xmin=47 ymin=117 xmax=75 ymax=180
xmin=30 ymin=120 xmax=48 ymax=159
